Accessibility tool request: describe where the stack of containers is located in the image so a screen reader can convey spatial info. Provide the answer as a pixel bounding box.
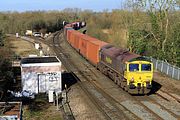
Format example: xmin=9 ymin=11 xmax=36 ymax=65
xmin=67 ymin=29 xmax=108 ymax=65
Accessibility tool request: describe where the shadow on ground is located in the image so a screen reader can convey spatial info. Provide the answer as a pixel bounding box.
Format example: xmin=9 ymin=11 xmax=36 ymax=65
xmin=62 ymin=72 xmax=77 ymax=90
xmin=147 ymin=80 xmax=162 ymax=95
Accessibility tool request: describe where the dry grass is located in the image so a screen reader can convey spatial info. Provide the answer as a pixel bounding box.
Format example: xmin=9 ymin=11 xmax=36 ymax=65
xmin=102 ymin=29 xmax=110 ymax=34
xmin=23 ymin=96 xmax=63 ymax=120
xmin=106 ymin=28 xmax=128 ymax=48
xmin=6 ymin=36 xmax=39 ymax=57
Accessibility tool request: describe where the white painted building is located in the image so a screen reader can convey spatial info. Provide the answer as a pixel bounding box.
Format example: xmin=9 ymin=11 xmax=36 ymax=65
xmin=21 ymin=56 xmax=62 ymax=94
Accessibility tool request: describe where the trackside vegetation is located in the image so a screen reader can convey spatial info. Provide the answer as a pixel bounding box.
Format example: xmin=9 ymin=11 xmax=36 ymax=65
xmin=0 ymin=1 xmax=179 ymax=67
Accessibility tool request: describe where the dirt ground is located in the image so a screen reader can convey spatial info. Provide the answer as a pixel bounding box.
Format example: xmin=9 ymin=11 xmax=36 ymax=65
xmin=67 ymin=84 xmax=106 ymax=120
xmin=153 ymin=71 xmax=180 ymax=95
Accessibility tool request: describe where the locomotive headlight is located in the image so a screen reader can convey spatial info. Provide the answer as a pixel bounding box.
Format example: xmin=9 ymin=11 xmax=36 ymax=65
xmin=130 ymin=77 xmax=134 ymax=82
xmin=146 ymin=79 xmax=150 ymax=82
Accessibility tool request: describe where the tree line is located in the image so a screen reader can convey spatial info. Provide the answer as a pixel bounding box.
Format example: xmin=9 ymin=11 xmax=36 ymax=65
xmin=0 ymin=1 xmax=179 ymax=67
xmin=0 ymin=9 xmax=83 ymax=34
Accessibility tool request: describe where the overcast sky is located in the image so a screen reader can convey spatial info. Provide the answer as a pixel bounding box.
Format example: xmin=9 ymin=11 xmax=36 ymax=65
xmin=0 ymin=0 xmax=125 ymax=12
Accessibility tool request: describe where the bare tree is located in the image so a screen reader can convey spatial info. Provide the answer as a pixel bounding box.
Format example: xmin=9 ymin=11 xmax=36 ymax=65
xmin=128 ymin=0 xmax=178 ymax=52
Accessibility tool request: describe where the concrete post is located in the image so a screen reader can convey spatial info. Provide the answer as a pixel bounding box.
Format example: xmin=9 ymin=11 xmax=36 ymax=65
xmin=156 ymin=60 xmax=158 ymax=70
xmin=172 ymin=66 xmax=175 ymax=79
xmin=166 ymin=63 xmax=169 ymax=75
xmin=178 ymin=68 xmax=180 ymax=80
xmin=161 ymin=61 xmax=164 ymax=72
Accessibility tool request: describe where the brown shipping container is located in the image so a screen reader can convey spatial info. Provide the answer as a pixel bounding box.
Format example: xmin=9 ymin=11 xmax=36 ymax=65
xmin=67 ymin=30 xmax=108 ymax=65
xmin=75 ymin=33 xmax=85 ymax=50
xmin=69 ymin=30 xmax=75 ymax=45
xmin=79 ymin=35 xmax=93 ymax=58
xmin=71 ymin=31 xmax=82 ymax=50
xmin=73 ymin=33 xmax=78 ymax=48
xmin=67 ymin=30 xmax=73 ymax=42
xmin=87 ymin=38 xmax=107 ymax=65
xmin=66 ymin=29 xmax=70 ymax=41
xmin=69 ymin=30 xmax=76 ymax=47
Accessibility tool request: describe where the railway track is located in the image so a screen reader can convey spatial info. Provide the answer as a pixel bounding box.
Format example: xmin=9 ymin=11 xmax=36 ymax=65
xmin=156 ymin=89 xmax=180 ymax=103
xmin=133 ymin=94 xmax=180 ymax=120
xmin=38 ymin=30 xmax=180 ymax=120
xmin=52 ymin=31 xmax=134 ymax=120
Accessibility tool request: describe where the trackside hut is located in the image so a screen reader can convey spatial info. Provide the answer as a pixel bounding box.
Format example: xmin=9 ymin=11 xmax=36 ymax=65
xmin=21 ymin=56 xmax=61 ymax=94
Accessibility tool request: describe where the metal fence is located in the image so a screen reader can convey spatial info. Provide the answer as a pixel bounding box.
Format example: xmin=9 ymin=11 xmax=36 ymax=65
xmin=145 ymin=57 xmax=180 ymax=80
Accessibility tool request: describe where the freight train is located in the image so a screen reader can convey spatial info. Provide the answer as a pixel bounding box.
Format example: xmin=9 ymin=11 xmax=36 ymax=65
xmin=63 ymin=21 xmax=153 ymax=94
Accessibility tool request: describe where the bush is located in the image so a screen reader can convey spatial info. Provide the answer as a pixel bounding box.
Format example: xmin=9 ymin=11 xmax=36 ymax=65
xmin=0 ymin=30 xmax=5 ymax=46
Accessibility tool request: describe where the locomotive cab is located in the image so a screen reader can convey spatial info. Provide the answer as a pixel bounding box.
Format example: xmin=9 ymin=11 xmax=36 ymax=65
xmin=124 ymin=60 xmax=153 ymax=93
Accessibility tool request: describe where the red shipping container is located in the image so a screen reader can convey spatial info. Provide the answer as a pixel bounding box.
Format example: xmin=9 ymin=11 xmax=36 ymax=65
xmin=67 ymin=29 xmax=108 ymax=65
xmin=71 ymin=31 xmax=82 ymax=50
xmin=78 ymin=35 xmax=94 ymax=57
xmin=79 ymin=34 xmax=108 ymax=65
xmin=74 ymin=32 xmax=83 ymax=50
xmin=70 ymin=31 xmax=75 ymax=45
xmin=86 ymin=38 xmax=108 ymax=65
xmin=69 ymin=31 xmax=75 ymax=46
xmin=67 ymin=30 xmax=73 ymax=43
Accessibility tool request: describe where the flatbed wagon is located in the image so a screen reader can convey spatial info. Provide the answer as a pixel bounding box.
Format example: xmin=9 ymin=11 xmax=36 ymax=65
xmin=0 ymin=102 xmax=22 ymax=120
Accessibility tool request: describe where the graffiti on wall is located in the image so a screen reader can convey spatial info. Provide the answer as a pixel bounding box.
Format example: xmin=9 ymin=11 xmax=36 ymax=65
xmin=47 ymin=72 xmax=60 ymax=82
